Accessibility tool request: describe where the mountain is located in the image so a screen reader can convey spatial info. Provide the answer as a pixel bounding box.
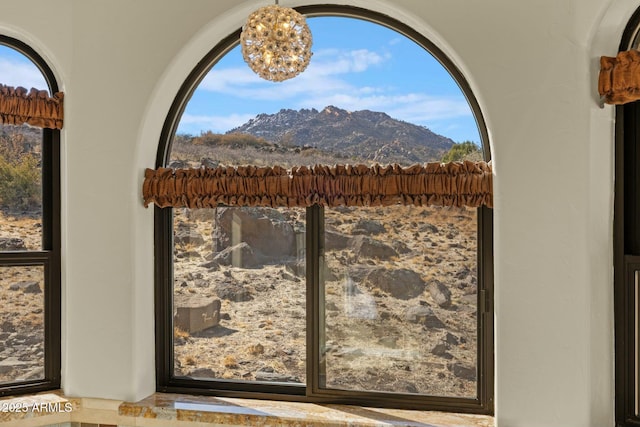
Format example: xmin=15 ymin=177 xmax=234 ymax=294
xmin=226 ymin=106 xmax=454 ymax=164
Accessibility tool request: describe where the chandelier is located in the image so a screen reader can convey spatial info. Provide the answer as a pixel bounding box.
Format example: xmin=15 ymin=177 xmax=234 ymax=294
xmin=240 ymin=1 xmax=313 ymax=82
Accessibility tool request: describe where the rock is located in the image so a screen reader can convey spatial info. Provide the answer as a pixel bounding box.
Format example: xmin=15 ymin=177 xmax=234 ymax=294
xmin=186 ymin=208 xmax=215 ymax=222
xmin=445 ymin=332 xmax=460 ymax=345
xmin=194 ymin=279 xmax=209 ymax=288
xmin=392 ymin=241 xmax=412 ymax=254
xmin=169 ymin=160 xmax=189 ymax=169
xmin=285 ymin=259 xmax=306 ymax=277
xmin=174 ymin=297 xmax=221 ymax=333
xmin=21 ymin=334 xmax=42 ymax=346
xmin=174 ymin=229 xmax=205 ymax=246
xmin=9 ymin=281 xmax=41 ymax=294
xmin=198 ymin=260 xmax=220 ymax=270
xmin=419 ymin=224 xmax=439 ymax=233
xmin=350 ymin=236 xmax=398 ymax=260
xmin=448 ymin=362 xmax=476 ymax=381
xmin=352 ymin=219 xmax=385 ymax=235
xmin=427 ymin=280 xmax=452 ymax=308
xmin=213 ymin=207 xmax=297 ymax=262
xmin=404 ymin=305 xmax=445 ymax=329
xmin=324 ymin=229 xmax=351 ymax=251
xmin=0 ymin=321 xmax=15 ymax=333
xmin=254 ymin=371 xmax=301 ymax=383
xmin=215 ymin=282 xmax=253 ymax=302
xmin=396 ymin=380 xmax=419 ymax=394
xmin=213 ymin=242 xmax=261 ymax=269
xmin=187 ymin=367 xmax=217 ymax=379
xmin=455 ymin=266 xmax=472 ymax=280
xmin=364 ymin=268 xmax=425 ymax=300
xmin=20 ymin=366 xmax=44 ymax=380
xmin=0 ymin=237 xmax=26 ymax=250
xmin=430 ymin=343 xmax=452 ymax=359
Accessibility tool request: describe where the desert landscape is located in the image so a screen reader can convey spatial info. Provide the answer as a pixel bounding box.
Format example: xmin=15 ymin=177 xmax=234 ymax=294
xmin=172 ymin=204 xmax=479 ymax=398
xmin=0 ymin=113 xmax=482 ymax=398
xmin=167 ymin=108 xmax=482 ymax=399
xmin=0 ymin=211 xmax=45 ymax=384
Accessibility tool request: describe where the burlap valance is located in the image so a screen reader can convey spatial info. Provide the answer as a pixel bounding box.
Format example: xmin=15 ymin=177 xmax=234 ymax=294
xmin=599 ymin=50 xmax=640 ymax=105
xmin=0 ymin=84 xmax=64 ymax=129
xmin=142 ymin=161 xmax=493 ymax=209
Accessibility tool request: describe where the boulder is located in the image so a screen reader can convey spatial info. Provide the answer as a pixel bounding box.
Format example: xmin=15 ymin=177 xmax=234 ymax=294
xmin=364 ymin=268 xmax=425 ymax=300
xmin=324 ymin=229 xmax=351 ymax=251
xmin=213 ymin=207 xmax=297 ymax=264
xmin=350 ymin=236 xmax=398 ymax=260
xmin=448 ymin=362 xmax=476 ymax=381
xmin=174 ymin=296 xmax=221 ymax=334
xmin=352 ymin=219 xmax=385 ymax=235
xmin=9 ymin=281 xmax=41 ymax=294
xmin=213 ymin=242 xmax=261 ymax=269
xmin=0 ymin=237 xmax=26 ymax=250
xmin=215 ymin=282 xmax=253 ymax=302
xmin=427 ymin=280 xmax=452 ymax=308
xmin=174 ymin=229 xmax=205 ymax=246
xmin=404 ymin=305 xmax=445 ymax=329
xmin=187 ymin=367 xmax=217 ymax=379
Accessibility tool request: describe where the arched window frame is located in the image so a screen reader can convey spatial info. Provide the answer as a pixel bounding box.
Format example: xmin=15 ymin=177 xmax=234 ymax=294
xmin=614 ymin=6 xmax=640 ymax=426
xmin=154 ymin=5 xmax=493 ymax=414
xmin=0 ymin=35 xmax=61 ymax=396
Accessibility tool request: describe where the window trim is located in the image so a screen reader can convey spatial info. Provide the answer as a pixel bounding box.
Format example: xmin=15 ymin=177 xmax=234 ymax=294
xmin=0 ymin=35 xmax=61 ymax=396
xmin=154 ymin=5 xmax=493 ymax=415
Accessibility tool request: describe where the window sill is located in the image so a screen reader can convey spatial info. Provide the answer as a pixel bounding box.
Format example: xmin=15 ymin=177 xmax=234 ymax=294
xmin=0 ymin=391 xmax=495 ymax=426
xmin=119 ymin=393 xmax=495 ymax=427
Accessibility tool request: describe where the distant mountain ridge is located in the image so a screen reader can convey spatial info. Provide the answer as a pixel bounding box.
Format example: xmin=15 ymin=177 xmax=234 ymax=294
xmin=227 ymin=105 xmax=454 ymax=164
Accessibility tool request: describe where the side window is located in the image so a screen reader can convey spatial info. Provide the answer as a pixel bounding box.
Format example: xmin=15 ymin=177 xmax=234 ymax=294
xmin=155 ymin=9 xmax=492 ymax=413
xmin=0 ymin=36 xmax=61 ymax=395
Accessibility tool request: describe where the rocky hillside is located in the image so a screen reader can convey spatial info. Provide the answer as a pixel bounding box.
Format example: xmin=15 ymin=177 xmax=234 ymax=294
xmin=226 ymin=106 xmax=454 ymax=165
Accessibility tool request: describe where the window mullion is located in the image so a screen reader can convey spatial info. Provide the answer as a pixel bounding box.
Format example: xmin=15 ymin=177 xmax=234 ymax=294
xmin=306 ymin=205 xmax=322 ymax=396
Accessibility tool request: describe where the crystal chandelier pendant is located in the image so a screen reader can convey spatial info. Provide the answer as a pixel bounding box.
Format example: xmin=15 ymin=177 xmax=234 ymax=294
xmin=240 ymin=3 xmax=313 ymax=82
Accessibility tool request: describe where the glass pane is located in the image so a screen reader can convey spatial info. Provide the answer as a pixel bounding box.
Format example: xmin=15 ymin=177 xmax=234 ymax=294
xmin=320 ymin=205 xmax=477 ymax=398
xmin=173 ymin=206 xmax=306 ymax=385
xmin=0 ymin=265 xmax=45 ymax=383
xmin=0 ymin=124 xmax=43 ymax=251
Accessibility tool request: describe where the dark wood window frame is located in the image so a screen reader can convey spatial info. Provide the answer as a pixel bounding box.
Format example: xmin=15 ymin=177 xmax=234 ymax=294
xmin=0 ymin=35 xmax=61 ymax=396
xmin=616 ymin=7 xmax=640 ymax=426
xmin=154 ymin=5 xmax=494 ymax=415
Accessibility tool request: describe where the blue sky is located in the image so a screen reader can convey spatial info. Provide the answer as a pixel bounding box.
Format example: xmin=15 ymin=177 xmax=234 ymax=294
xmin=0 ymin=17 xmax=480 ymax=144
xmin=0 ymin=45 xmax=48 ymax=92
xmin=180 ymin=16 xmax=480 ymax=144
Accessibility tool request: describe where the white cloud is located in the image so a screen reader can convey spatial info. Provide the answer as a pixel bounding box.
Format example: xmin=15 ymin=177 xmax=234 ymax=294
xmin=178 ymin=113 xmax=256 ymax=133
xmin=196 ymin=48 xmax=389 ymax=102
xmin=0 ymin=59 xmax=48 ymax=91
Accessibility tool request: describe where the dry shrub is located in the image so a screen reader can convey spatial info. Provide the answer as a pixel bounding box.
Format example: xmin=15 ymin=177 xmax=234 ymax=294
xmin=223 ymin=355 xmax=238 ymax=368
xmin=247 ymin=343 xmax=264 ymax=356
xmin=174 ymin=327 xmax=190 ymax=339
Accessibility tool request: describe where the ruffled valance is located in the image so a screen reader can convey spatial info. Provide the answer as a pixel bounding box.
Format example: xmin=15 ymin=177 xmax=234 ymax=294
xmin=598 ymin=50 xmax=640 ymax=105
xmin=142 ymin=161 xmax=493 ymax=209
xmin=0 ymin=84 xmax=64 ymax=129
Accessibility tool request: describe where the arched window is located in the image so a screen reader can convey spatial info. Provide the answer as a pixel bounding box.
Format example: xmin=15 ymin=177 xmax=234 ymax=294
xmin=154 ymin=6 xmax=493 ymax=413
xmin=614 ymin=6 xmax=640 ymax=426
xmin=0 ymin=35 xmax=61 ymax=396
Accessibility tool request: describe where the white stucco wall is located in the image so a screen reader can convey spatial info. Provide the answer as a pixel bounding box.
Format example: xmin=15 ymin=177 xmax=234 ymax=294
xmin=0 ymin=0 xmax=633 ymax=425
